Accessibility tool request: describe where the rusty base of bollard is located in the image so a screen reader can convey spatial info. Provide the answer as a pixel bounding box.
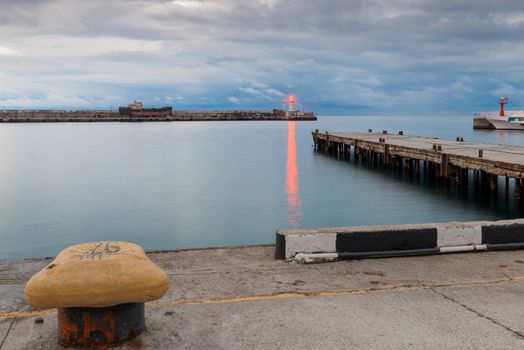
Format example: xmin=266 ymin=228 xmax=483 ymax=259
xmin=58 ymin=303 xmax=145 ymax=347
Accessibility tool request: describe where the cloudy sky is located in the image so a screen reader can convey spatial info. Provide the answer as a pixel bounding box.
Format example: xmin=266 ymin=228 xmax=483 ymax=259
xmin=0 ymin=0 xmax=523 ymax=114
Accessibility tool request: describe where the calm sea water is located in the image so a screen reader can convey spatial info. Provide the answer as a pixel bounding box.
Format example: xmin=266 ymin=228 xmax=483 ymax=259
xmin=1 ymin=115 xmax=524 ymax=259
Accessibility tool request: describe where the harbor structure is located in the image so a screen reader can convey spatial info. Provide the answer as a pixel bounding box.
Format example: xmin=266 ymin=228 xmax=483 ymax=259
xmin=0 ymin=99 xmax=316 ymax=122
xmin=312 ymin=130 xmax=524 ymax=194
xmin=473 ymin=97 xmax=524 ymax=129
xmin=280 ymin=94 xmax=312 ymax=119
xmin=499 ymin=96 xmax=508 ymax=116
xmin=0 ymin=109 xmax=317 ymax=122
xmin=287 ymin=95 xmax=296 ymax=112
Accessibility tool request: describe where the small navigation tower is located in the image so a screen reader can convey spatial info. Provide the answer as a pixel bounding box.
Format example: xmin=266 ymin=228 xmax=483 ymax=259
xmin=499 ymin=97 xmax=508 ymax=116
xmin=288 ymin=95 xmax=296 ymax=112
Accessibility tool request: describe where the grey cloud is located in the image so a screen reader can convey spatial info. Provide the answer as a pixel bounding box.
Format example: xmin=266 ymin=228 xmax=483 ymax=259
xmin=0 ymin=0 xmax=523 ymax=112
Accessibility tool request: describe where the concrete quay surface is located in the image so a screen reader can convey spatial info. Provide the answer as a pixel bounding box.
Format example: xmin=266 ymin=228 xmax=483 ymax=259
xmin=1 ymin=245 xmax=524 ymax=349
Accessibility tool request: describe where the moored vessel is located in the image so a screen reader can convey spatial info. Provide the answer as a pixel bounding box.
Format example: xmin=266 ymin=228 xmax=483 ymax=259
xmin=118 ymin=100 xmax=172 ymax=118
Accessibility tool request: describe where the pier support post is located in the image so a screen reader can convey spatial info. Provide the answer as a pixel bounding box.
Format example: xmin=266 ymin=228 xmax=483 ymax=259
xmin=489 ymin=174 xmax=497 ymax=191
xmin=480 ymin=171 xmax=487 ymax=189
xmin=440 ymin=154 xmax=449 ymax=179
xmin=406 ymin=158 xmax=413 ymax=175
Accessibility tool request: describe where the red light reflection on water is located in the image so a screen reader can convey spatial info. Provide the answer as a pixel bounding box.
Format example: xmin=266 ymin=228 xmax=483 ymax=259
xmin=286 ymin=121 xmax=303 ymax=227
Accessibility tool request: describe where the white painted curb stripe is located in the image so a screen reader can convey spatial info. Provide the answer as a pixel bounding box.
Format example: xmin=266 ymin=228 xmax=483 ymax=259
xmin=294 ymin=253 xmax=338 ymax=263
xmin=285 ymin=233 xmax=336 ymax=260
xmin=437 ymin=226 xmax=482 ymax=247
xmin=439 ymin=245 xmax=487 ymax=253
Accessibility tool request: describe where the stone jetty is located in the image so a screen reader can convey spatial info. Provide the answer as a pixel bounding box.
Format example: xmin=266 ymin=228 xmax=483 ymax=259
xmin=0 ymin=109 xmax=316 ymax=122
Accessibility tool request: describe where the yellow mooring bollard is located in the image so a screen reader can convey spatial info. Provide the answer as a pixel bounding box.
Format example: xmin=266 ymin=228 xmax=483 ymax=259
xmin=24 ymin=241 xmax=169 ymax=348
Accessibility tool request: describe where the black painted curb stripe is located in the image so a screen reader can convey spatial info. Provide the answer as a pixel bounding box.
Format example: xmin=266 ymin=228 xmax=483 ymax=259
xmin=339 ymin=247 xmax=439 ymax=259
xmin=275 ymin=232 xmax=286 ymax=260
xmin=482 ymin=223 xmax=524 ymax=245
xmin=336 ymin=228 xmax=438 ymax=253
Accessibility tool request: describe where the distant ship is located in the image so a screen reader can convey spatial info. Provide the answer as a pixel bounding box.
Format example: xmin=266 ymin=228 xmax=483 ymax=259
xmin=473 ymin=97 xmax=524 ymax=130
xmin=118 ymin=101 xmax=172 ymax=118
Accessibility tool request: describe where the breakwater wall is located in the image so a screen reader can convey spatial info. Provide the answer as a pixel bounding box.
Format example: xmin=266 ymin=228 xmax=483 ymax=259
xmin=0 ymin=109 xmax=316 ymax=122
xmin=171 ymin=110 xmax=316 ymax=121
xmin=473 ymin=110 xmax=524 ymax=129
xmin=473 ymin=117 xmax=494 ymax=129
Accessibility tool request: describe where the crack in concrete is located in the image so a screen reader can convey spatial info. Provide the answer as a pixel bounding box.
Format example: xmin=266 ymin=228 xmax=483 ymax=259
xmin=0 ymin=316 xmax=16 ymax=350
xmin=431 ymin=288 xmax=524 ymax=340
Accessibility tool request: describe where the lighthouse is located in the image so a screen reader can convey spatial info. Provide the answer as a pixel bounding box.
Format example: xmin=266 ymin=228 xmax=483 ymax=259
xmin=288 ymin=95 xmax=296 ymax=112
xmin=499 ymin=97 xmax=508 ymax=117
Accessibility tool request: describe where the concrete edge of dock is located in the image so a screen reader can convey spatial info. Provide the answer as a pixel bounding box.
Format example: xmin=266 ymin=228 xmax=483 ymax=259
xmin=276 ymin=218 xmax=524 ymax=262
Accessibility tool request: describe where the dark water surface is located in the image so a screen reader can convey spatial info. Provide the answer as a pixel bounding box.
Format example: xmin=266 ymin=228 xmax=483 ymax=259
xmin=1 ymin=116 xmax=524 ymax=259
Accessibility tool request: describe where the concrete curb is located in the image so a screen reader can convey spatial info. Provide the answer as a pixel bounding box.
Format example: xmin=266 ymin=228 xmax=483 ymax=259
xmin=275 ymin=219 xmax=524 ymax=262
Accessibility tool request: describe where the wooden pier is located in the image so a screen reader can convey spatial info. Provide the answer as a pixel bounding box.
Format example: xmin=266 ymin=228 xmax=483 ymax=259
xmin=312 ymin=129 xmax=524 ymax=193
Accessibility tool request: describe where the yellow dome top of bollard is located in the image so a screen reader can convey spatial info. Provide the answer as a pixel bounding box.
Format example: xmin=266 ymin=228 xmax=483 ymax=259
xmin=24 ymin=241 xmax=169 ymax=308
